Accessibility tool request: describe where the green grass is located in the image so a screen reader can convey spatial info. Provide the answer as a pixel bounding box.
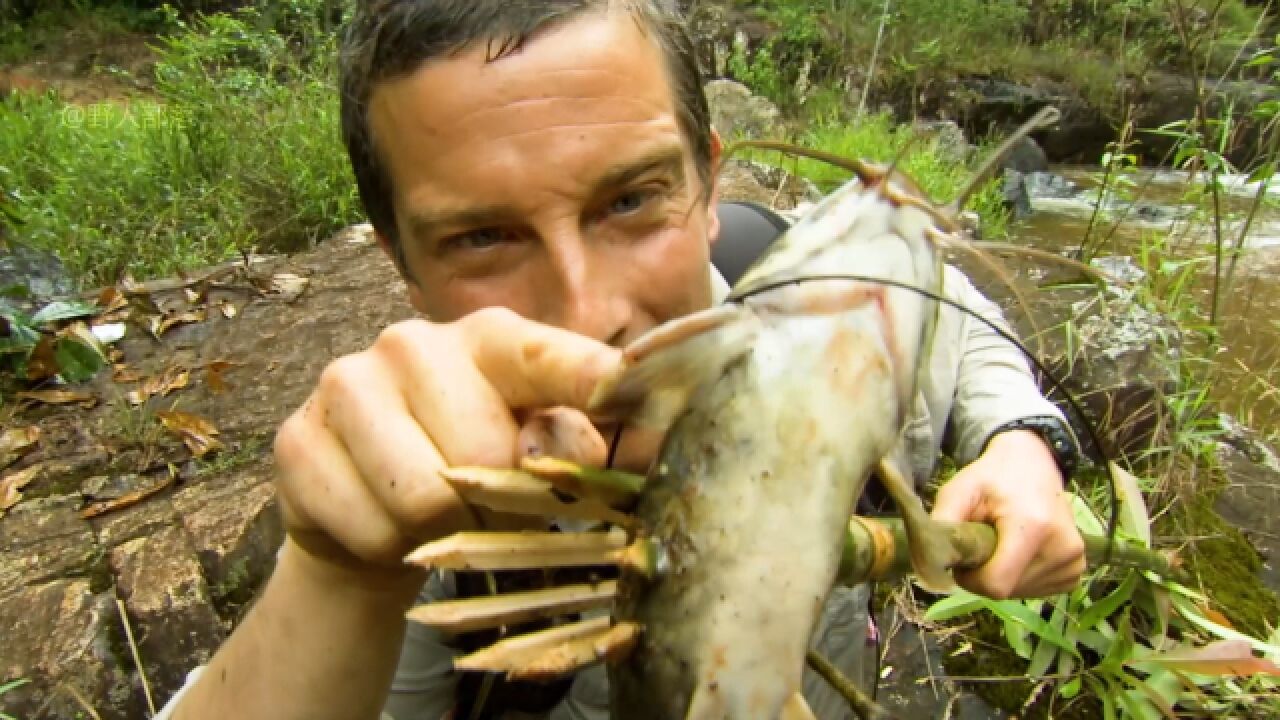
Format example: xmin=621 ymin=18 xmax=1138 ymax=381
xmin=0 ymin=1 xmax=362 ymax=288
xmin=726 ymin=0 xmax=1265 ymax=121
xmin=734 ymin=110 xmax=1011 ymax=238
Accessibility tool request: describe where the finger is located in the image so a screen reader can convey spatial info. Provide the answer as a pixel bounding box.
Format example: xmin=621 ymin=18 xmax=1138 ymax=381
xmin=958 ymin=516 xmax=1051 ymax=599
xmin=275 ymin=413 xmax=405 ymax=565
xmin=929 ymin=473 xmax=983 ymax=525
xmin=518 ymin=407 xmax=607 ymax=466
xmin=377 ymin=321 xmax=521 ymax=469
xmin=318 ymin=349 xmax=483 ymax=537
xmin=460 ymin=307 xmax=622 ymax=411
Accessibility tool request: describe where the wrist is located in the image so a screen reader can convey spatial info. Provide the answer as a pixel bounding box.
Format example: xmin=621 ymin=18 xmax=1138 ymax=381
xmin=984 ymin=415 xmax=1078 ymax=479
xmin=281 ymin=537 xmax=427 ymax=609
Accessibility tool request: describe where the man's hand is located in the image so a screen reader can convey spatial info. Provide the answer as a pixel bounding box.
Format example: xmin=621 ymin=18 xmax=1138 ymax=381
xmin=273 ymin=306 xmax=622 ymax=578
xmin=931 ymin=429 xmax=1086 ymax=599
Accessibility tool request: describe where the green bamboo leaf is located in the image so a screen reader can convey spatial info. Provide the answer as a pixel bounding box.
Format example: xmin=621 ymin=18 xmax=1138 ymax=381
xmin=923 ymin=591 xmax=984 ymax=623
xmin=30 ymin=300 xmax=100 ymax=326
xmin=980 ymin=598 xmax=1079 ymax=657
xmin=1117 ymin=688 xmax=1165 ymax=720
xmin=1029 ymin=600 xmax=1070 ymax=678
xmin=1087 ymin=677 xmax=1116 ymax=720
xmin=1079 ymin=573 xmax=1138 ymax=630
xmin=1129 ymin=674 xmax=1179 ymax=719
xmin=1059 ymin=676 xmax=1082 ymax=700
xmin=1098 ymin=613 xmax=1135 ymax=674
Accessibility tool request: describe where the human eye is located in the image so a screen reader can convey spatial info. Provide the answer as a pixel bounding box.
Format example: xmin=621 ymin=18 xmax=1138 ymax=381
xmin=440 ymin=227 xmax=512 ymax=254
xmin=608 ymin=189 xmax=654 ymax=216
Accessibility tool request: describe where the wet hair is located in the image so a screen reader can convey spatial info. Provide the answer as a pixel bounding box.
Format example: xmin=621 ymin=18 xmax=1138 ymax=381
xmin=337 ymin=0 xmax=712 ymax=277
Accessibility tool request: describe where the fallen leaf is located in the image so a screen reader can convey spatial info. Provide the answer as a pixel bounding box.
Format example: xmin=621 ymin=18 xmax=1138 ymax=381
xmin=79 ymin=474 xmax=175 ymax=519
xmin=183 ymin=287 xmax=200 ymax=304
xmin=113 ymin=365 xmax=142 ymax=383
xmin=0 ymin=426 xmax=40 ymax=454
xmin=204 ymin=360 xmax=240 ymax=393
xmin=15 ymin=389 xmax=96 ymax=406
xmin=96 ymin=286 xmax=127 ymax=314
xmin=218 ymin=300 xmax=237 ymax=319
xmin=269 ymin=273 xmax=309 ymax=302
xmin=155 ymin=309 xmax=207 ymax=337
xmin=24 ymin=335 xmax=60 ymax=381
xmin=0 ymin=462 xmax=44 ymax=514
xmin=156 ymin=410 xmax=223 ymax=458
xmin=129 ymin=366 xmax=190 ymax=405
xmin=1134 ymin=639 xmax=1280 ymax=677
xmin=0 ymin=426 xmax=40 ymax=468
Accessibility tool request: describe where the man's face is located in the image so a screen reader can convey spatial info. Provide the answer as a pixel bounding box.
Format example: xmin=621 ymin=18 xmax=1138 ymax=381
xmin=367 ymin=9 xmax=721 ymax=348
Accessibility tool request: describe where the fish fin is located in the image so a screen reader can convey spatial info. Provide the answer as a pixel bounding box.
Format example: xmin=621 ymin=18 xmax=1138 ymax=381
xmin=588 ymin=304 xmax=759 ymax=430
xmin=779 ymin=692 xmax=819 ymax=720
xmin=877 ymin=451 xmax=956 ymax=592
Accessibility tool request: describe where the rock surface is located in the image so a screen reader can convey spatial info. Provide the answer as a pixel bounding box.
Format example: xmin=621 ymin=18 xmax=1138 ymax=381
xmin=1 ymin=225 xmax=417 ymax=719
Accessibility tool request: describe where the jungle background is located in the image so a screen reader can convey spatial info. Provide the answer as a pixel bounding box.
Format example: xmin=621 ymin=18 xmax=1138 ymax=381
xmin=1 ymin=0 xmax=1279 ymax=718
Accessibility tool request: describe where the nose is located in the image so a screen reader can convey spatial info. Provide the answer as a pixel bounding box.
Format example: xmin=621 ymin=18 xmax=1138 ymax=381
xmin=539 ymin=224 xmax=632 ymax=347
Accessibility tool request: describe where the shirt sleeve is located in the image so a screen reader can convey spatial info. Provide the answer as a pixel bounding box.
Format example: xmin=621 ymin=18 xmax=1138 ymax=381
xmin=941 ymin=265 xmax=1066 ymax=465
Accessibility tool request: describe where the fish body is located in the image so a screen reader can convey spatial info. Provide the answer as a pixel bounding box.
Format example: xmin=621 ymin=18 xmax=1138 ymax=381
xmin=604 ymin=172 xmax=947 ymax=718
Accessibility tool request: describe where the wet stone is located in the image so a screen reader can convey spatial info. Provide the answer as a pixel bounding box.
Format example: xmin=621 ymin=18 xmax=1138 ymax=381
xmin=0 ymin=579 xmax=131 ymax=720
xmin=92 ymin=495 xmax=180 ymax=549
xmin=0 ymin=495 xmax=99 ymax=590
xmin=173 ymin=465 xmax=282 ymax=596
xmin=108 ymin=525 xmax=225 ymax=706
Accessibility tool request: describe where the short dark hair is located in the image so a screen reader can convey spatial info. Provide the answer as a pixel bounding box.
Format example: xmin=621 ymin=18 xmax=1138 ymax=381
xmin=337 ymin=0 xmax=712 ymax=278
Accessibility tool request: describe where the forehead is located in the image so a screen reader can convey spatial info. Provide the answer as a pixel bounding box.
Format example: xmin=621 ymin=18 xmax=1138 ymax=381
xmin=366 ymin=9 xmax=684 ymax=187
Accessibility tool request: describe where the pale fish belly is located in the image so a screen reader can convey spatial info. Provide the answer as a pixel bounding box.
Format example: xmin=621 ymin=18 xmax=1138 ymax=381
xmin=611 ymin=301 xmax=914 ymax=720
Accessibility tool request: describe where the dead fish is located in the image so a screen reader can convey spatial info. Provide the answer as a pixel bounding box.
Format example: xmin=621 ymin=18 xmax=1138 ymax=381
xmin=405 ymin=107 xmax=1064 ymax=719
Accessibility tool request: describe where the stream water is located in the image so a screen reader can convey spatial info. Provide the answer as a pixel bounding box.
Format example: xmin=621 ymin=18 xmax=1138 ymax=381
xmin=1009 ymin=165 xmax=1280 ymax=436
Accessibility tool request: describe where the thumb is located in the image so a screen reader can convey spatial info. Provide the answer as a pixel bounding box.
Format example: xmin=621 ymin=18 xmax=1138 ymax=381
xmin=930 ymin=472 xmax=985 ymax=525
xmin=517 ymin=407 xmax=608 ymax=467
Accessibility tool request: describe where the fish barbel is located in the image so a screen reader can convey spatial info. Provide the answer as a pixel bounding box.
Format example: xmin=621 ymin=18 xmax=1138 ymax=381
xmin=404 ymin=108 xmax=1066 ymax=719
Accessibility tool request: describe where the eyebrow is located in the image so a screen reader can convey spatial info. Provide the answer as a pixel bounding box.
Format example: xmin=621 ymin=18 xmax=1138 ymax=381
xmin=405 ymin=142 xmax=688 ymax=242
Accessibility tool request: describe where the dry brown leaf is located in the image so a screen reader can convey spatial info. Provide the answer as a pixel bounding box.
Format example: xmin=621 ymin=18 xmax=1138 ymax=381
xmin=204 ymin=360 xmax=240 ymax=394
xmin=79 ymin=474 xmax=175 ymax=519
xmin=1135 ymin=639 xmax=1280 ymax=677
xmin=156 ymin=410 xmax=224 ymax=458
xmin=155 ymin=309 xmax=207 ymax=337
xmin=96 ymin=286 xmax=128 ymax=314
xmin=15 ymin=389 xmax=96 ymax=407
xmin=24 ymin=335 xmax=59 ymax=381
xmin=113 ymin=365 xmax=142 ymax=383
xmin=0 ymin=426 xmax=40 ymax=455
xmin=0 ymin=426 xmax=40 ymax=469
xmin=0 ymin=462 xmax=44 ymax=513
xmin=269 ymin=273 xmax=309 ymax=303
xmin=129 ymin=367 xmax=190 ymax=405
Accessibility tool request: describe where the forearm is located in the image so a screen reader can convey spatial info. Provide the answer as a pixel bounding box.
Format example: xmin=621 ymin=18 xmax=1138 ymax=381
xmin=942 ymin=266 xmax=1065 ymax=463
xmin=173 ymin=538 xmax=425 ymax=720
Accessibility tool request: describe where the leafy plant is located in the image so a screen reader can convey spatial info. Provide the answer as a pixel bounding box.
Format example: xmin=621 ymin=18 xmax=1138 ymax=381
xmin=0 ymin=677 xmax=31 ymax=720
xmin=0 ymin=292 xmax=109 ymax=385
xmin=926 ymin=469 xmax=1280 ymax=718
